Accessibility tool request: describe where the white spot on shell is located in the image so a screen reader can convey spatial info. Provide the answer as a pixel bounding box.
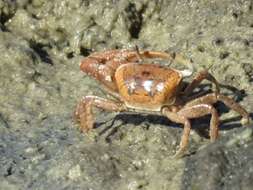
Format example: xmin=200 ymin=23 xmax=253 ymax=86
xmin=143 ymin=80 xmax=153 ymax=92
xmin=156 ymin=82 xmax=164 ymax=92
xmin=129 ymin=80 xmax=136 ymax=90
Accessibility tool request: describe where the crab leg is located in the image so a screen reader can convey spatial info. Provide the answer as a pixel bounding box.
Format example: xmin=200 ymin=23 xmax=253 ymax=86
xmin=75 ymin=95 xmax=126 ymax=132
xmin=163 ymin=103 xmax=219 ymax=157
xmin=81 ymin=49 xmax=193 ymax=71
xmin=178 ymin=104 xmax=220 ymax=141
xmin=183 ymin=70 xmax=220 ymax=97
xmin=185 ymin=93 xmax=250 ymax=125
xmin=162 ymin=108 xmax=192 ymax=157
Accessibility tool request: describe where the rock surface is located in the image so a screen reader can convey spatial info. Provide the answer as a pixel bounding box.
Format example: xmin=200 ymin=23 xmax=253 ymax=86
xmin=0 ymin=0 xmax=252 ymax=189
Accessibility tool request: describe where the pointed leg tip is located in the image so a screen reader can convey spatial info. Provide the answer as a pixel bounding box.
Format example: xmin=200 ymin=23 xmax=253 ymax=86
xmin=241 ymin=116 xmax=252 ymax=126
xmin=79 ymin=123 xmax=94 ymax=133
xmin=172 ymin=149 xmax=186 ymax=159
xmin=80 ymin=127 xmax=89 ymax=133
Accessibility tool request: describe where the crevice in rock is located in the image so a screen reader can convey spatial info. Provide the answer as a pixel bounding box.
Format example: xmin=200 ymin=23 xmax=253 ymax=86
xmin=29 ymin=41 xmax=53 ymax=65
xmin=125 ymin=3 xmax=146 ymax=39
xmin=213 ymin=37 xmax=224 ymax=46
xmin=3 ymin=161 xmax=16 ymax=177
xmin=0 ymin=12 xmax=14 ymax=32
xmin=197 ymin=46 xmax=205 ymax=52
xmin=219 ymin=51 xmax=230 ymax=59
xmin=80 ymin=46 xmax=92 ymax=57
xmin=66 ymin=52 xmax=74 ymax=59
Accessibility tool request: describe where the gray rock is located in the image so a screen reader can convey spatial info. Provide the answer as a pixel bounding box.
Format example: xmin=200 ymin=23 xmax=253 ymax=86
xmin=182 ymin=127 xmax=253 ymax=190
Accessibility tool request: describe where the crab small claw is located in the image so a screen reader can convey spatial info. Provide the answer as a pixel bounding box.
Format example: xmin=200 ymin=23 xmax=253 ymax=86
xmin=176 ymin=57 xmax=195 ymax=77
xmin=180 ymin=68 xmax=194 ymax=77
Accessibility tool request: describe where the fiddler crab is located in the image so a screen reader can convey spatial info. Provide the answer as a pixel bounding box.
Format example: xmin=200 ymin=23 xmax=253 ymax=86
xmin=75 ymin=47 xmax=250 ymax=157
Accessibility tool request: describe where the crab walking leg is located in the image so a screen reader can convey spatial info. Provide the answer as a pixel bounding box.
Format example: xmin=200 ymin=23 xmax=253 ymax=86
xmin=162 ymin=104 xmax=219 ymax=157
xmin=178 ymin=104 xmax=220 ymax=141
xmin=162 ymin=108 xmax=192 ymax=157
xmin=75 ymin=95 xmax=126 ymax=132
xmin=185 ymin=93 xmax=250 ymax=125
xmin=183 ymin=70 xmax=220 ymax=96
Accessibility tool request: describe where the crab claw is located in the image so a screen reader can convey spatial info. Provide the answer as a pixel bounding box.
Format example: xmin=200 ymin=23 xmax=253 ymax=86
xmin=74 ymin=98 xmax=95 ymax=133
xmin=176 ymin=55 xmax=195 ymax=77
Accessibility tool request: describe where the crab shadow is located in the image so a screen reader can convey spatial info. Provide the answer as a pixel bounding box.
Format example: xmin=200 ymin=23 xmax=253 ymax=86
xmin=96 ymin=83 xmax=251 ymax=140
